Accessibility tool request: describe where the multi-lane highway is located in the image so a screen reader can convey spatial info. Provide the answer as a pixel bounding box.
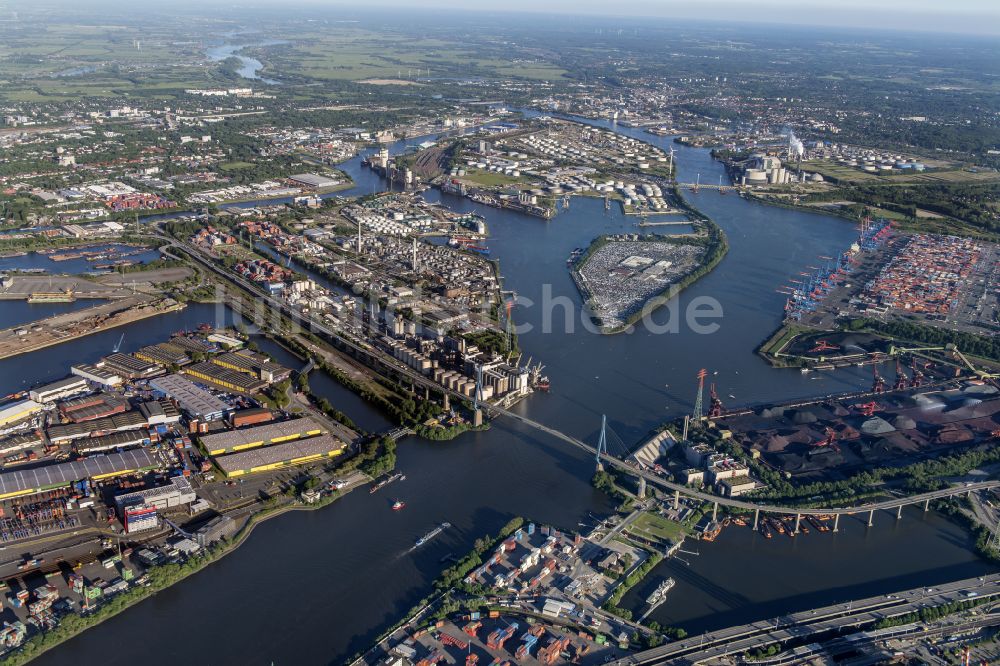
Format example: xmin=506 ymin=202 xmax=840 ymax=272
xmin=615 ymin=573 xmax=1000 ymax=665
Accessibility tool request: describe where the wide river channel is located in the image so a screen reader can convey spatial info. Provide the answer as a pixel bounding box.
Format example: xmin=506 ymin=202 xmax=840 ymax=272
xmin=12 ymin=117 xmax=993 ymax=665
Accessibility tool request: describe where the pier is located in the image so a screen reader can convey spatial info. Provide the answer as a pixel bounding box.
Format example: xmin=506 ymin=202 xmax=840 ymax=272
xmin=0 ymin=296 xmax=184 ymax=360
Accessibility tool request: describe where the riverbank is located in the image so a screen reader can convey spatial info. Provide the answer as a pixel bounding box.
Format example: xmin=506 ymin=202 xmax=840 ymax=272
xmin=0 ymin=296 xmax=184 ymax=360
xmin=3 ymin=469 xmax=370 ymax=665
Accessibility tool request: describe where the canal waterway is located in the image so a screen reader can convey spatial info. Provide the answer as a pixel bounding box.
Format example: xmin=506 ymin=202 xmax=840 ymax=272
xmin=22 ymin=120 xmax=997 ymax=665
xmin=0 ymin=244 xmax=161 ymax=275
xmin=206 ymin=42 xmax=285 ymax=85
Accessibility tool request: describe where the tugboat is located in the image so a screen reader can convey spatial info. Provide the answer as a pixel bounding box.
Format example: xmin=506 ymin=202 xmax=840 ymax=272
xmin=535 ymin=376 xmax=551 ymax=392
xmin=392 ymin=500 xmax=405 ymax=511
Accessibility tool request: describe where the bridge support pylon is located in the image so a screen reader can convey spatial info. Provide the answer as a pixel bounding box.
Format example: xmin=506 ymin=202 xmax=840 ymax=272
xmin=753 ymin=508 xmax=759 ymax=530
xmin=638 ymin=477 xmax=646 ymax=499
xmin=924 ymin=498 xmax=930 ymax=513
xmin=711 ymin=501 xmax=718 ymax=522
xmin=867 ymin=509 xmax=874 ymax=527
xmin=833 ymin=514 xmax=840 ymax=532
xmin=595 ymin=414 xmax=607 ymax=473
xmin=673 ymin=489 xmax=680 ymax=510
xmin=896 ymin=505 xmax=903 ymax=520
xmin=794 ymin=513 xmax=801 ymax=535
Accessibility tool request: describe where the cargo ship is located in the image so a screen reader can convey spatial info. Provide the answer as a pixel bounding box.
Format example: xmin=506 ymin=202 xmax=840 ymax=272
xmin=415 ymin=522 xmax=451 ymax=548
xmin=646 ymin=578 xmax=675 ymax=606
xmin=566 ymin=248 xmax=585 ymax=265
xmin=638 ymin=577 xmax=676 ymax=620
xmin=370 ymin=472 xmax=405 ymax=494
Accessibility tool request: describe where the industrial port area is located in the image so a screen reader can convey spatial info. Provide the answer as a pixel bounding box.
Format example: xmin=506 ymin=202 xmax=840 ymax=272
xmin=573 ymin=235 xmax=707 ymax=331
xmin=0 ymin=323 xmax=373 ymax=655
xmin=1 ymin=4 xmax=1000 ymax=666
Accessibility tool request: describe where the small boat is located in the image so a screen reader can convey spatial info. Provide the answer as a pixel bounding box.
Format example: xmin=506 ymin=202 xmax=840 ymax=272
xmin=392 ymin=500 xmax=405 ymax=511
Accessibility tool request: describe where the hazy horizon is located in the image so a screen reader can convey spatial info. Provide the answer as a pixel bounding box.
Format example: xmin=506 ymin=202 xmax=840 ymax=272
xmin=5 ymin=0 xmax=1000 ymax=37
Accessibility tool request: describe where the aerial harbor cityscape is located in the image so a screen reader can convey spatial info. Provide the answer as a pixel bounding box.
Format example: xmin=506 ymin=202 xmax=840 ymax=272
xmin=0 ymin=1 xmax=999 ymax=664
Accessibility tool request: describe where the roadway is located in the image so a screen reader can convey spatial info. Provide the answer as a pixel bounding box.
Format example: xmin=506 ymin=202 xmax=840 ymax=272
xmin=489 ymin=404 xmax=1000 ymax=517
xmin=615 ymin=572 xmax=1000 ymax=665
xmin=163 ymin=231 xmax=1000 ymax=519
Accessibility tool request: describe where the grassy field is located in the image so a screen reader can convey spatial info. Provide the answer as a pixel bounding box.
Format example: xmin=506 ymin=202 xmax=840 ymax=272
xmin=262 ymin=27 xmax=567 ymax=82
xmin=458 ymin=169 xmax=526 ymax=188
xmin=219 ymin=161 xmax=255 ymax=172
xmin=629 ymin=512 xmax=686 ymax=544
xmin=805 ymin=159 xmax=1000 ymax=186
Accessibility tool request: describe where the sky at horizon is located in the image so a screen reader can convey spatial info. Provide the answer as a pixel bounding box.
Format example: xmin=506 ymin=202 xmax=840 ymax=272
xmin=292 ymin=0 xmax=1000 ymax=36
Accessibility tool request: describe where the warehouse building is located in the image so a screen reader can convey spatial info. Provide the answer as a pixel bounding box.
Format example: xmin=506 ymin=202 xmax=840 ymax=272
xmin=47 ymin=410 xmax=148 ymax=444
xmin=58 ymin=394 xmax=130 ymax=423
xmin=288 ymin=173 xmax=341 ymax=189
xmin=231 ymin=407 xmax=273 ymax=428
xmin=166 ymin=336 xmax=214 ymax=355
xmin=183 ymin=362 xmax=267 ymax=394
xmin=208 ymin=332 xmax=243 ymax=349
xmin=0 ymin=433 xmax=44 ymax=456
xmin=0 ymin=399 xmax=43 ymax=427
xmin=213 ymin=434 xmax=346 ymax=477
xmin=138 ymin=400 xmax=181 ymax=426
xmin=75 ymin=430 xmax=150 ymax=455
xmin=115 ymin=476 xmax=196 ymax=511
xmin=134 ymin=343 xmax=190 ymax=367
xmin=149 ymin=374 xmax=228 ymax=422
xmin=211 ymin=350 xmax=290 ymax=383
xmin=28 ymin=376 xmax=89 ymax=404
xmin=71 ymin=362 xmax=123 ymax=388
xmin=0 ymin=449 xmax=159 ymax=500
xmin=198 ymin=417 xmax=324 ymax=456
xmin=103 ymin=353 xmax=161 ymax=379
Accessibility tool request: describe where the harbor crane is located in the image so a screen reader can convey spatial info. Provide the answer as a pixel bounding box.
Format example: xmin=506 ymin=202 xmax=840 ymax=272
xmin=871 ymin=365 xmax=886 ymax=393
xmin=892 ymin=358 xmax=909 ymax=391
xmin=708 ymin=383 xmax=724 ymax=418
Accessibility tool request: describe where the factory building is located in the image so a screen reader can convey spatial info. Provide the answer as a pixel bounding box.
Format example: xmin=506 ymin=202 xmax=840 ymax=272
xmin=198 ymin=417 xmax=325 ymax=456
xmin=706 ymin=460 xmax=750 ymax=484
xmin=149 ymin=374 xmax=228 ymax=422
xmin=0 ymin=399 xmax=43 ymax=427
xmin=28 ymin=376 xmax=89 ymax=404
xmin=194 ymin=515 xmax=237 ymax=547
xmin=123 ymin=505 xmax=158 ymax=534
xmin=718 ymin=477 xmax=756 ymax=497
xmin=213 ymin=434 xmax=346 ymax=478
xmin=115 ymin=476 xmax=197 ymax=511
